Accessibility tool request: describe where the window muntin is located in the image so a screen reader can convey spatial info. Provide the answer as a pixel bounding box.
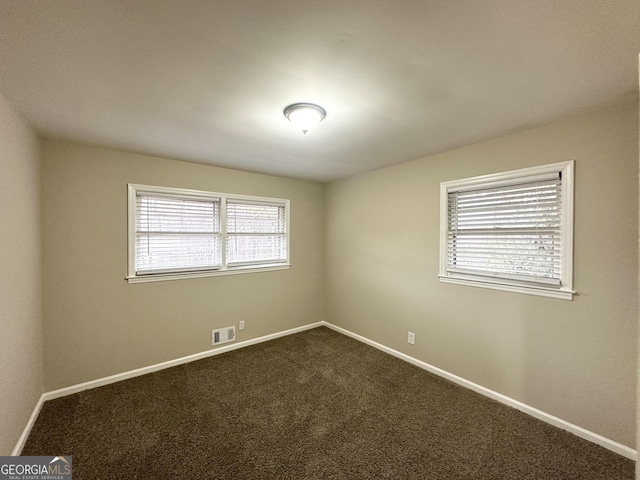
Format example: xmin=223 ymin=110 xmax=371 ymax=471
xmin=439 ymin=161 xmax=574 ymax=300
xmin=128 ymin=185 xmax=290 ymax=283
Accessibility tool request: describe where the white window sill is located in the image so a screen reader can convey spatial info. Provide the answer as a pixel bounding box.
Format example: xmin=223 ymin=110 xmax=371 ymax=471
xmin=127 ymin=264 xmax=291 ymax=284
xmin=438 ymin=275 xmax=575 ymax=300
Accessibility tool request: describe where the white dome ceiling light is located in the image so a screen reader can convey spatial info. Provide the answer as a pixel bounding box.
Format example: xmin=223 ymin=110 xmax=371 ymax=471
xmin=283 ymin=103 xmax=326 ymax=134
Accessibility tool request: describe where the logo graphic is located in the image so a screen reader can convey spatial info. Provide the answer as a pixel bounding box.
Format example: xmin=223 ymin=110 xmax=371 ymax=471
xmin=49 ymin=457 xmax=71 ymax=473
xmin=0 ymin=456 xmax=72 ymax=480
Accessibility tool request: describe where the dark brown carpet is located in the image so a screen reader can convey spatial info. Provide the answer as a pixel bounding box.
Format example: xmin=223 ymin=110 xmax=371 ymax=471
xmin=23 ymin=327 xmax=633 ymax=479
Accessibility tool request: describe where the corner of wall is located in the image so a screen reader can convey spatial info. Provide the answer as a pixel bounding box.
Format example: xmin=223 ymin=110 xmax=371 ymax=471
xmin=0 ymin=90 xmax=45 ymax=454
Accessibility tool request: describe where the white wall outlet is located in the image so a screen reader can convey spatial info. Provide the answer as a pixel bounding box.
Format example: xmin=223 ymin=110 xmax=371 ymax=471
xmin=408 ymin=331 xmax=415 ymax=345
xmin=239 ymin=320 xmax=245 ymax=330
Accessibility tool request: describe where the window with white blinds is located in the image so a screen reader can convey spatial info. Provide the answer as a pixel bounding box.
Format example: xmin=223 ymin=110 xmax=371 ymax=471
xmin=226 ymin=201 xmax=287 ymax=265
xmin=439 ymin=161 xmax=574 ymax=300
xmin=127 ymin=184 xmax=290 ymax=283
xmin=136 ymin=194 xmax=221 ymax=274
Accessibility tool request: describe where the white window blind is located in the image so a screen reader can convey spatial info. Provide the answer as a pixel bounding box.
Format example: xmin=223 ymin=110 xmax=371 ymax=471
xmin=439 ymin=161 xmax=574 ymax=300
xmin=447 ymin=174 xmax=562 ymax=284
xmin=226 ymin=201 xmax=287 ymax=265
xmin=136 ymin=193 xmax=221 ymax=274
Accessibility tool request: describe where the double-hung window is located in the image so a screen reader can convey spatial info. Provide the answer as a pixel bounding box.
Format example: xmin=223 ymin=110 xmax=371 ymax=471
xmin=439 ymin=161 xmax=574 ymax=300
xmin=127 ymin=184 xmax=290 ymax=283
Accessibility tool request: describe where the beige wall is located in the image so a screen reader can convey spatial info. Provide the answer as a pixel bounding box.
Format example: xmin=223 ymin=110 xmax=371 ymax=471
xmin=41 ymin=141 xmax=325 ymax=390
xmin=326 ymin=101 xmax=638 ymax=447
xmin=636 ymin=55 xmax=639 ymax=479
xmin=0 ymin=92 xmax=43 ymax=454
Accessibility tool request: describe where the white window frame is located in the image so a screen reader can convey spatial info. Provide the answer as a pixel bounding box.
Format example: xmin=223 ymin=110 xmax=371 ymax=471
xmin=438 ymin=161 xmax=575 ymax=300
xmin=127 ymin=184 xmax=290 ymax=284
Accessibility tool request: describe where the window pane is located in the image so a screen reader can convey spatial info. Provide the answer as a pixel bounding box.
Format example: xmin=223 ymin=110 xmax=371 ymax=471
xmin=447 ymin=233 xmax=560 ymax=280
xmin=447 ymin=177 xmax=562 ymax=284
xmin=136 ymin=195 xmax=221 ymax=273
xmin=226 ymin=202 xmax=287 ymax=264
xmin=137 ymin=195 xmax=220 ymax=233
xmin=136 ymin=234 xmax=221 ymax=272
xmin=227 ymin=234 xmax=287 ymax=264
xmin=226 ymin=202 xmax=286 ymax=233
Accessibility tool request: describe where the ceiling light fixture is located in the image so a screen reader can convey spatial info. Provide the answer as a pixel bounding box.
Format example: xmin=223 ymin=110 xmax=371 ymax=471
xmin=283 ymin=103 xmax=326 ymax=134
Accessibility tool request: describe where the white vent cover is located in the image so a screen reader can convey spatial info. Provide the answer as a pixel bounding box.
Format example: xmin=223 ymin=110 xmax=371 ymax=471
xmin=212 ymin=326 xmax=236 ymax=346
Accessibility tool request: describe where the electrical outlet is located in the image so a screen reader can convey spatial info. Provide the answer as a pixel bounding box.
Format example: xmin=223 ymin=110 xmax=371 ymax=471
xmin=408 ymin=331 xmax=415 ymax=345
xmin=239 ymin=320 xmax=245 ymax=330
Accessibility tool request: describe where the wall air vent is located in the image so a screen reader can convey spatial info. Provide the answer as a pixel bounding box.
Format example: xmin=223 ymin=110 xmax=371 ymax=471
xmin=212 ymin=326 xmax=236 ymax=346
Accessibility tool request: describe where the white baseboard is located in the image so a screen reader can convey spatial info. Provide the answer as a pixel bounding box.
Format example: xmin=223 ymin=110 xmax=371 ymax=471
xmin=15 ymin=320 xmax=636 ymax=461
xmin=322 ymin=321 xmax=637 ymax=461
xmin=44 ymin=321 xmax=323 ymax=401
xmin=13 ymin=321 xmax=323 ymax=454
xmin=11 ymin=393 xmax=45 ymax=456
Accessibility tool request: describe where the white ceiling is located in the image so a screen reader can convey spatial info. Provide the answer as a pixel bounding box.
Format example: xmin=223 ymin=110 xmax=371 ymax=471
xmin=0 ymin=1 xmax=638 ymax=182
